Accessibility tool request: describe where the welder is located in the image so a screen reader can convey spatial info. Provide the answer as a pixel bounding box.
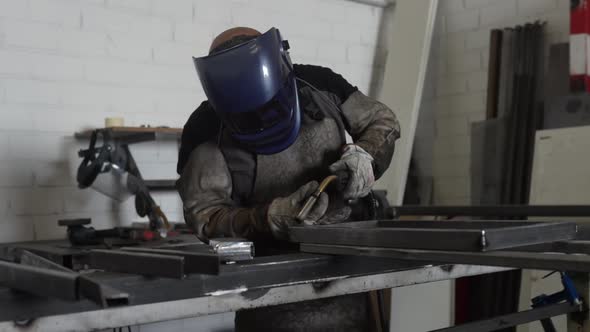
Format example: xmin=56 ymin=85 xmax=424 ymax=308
xmin=177 ymin=26 xmax=400 ymax=332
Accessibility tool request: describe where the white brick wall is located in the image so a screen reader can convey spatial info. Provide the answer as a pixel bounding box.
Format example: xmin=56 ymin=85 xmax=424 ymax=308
xmin=423 ymin=0 xmax=569 ymax=205
xmin=0 ymin=0 xmax=383 ymax=242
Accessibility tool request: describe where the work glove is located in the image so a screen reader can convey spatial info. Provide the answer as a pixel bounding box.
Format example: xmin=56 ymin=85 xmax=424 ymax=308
xmin=329 ymin=144 xmax=375 ymax=200
xmin=267 ymin=181 xmax=329 ymax=240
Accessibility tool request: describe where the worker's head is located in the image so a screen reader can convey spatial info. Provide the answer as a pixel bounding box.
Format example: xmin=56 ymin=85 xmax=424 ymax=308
xmin=193 ymin=27 xmax=300 ymax=155
xmin=208 ymin=27 xmax=261 ymax=54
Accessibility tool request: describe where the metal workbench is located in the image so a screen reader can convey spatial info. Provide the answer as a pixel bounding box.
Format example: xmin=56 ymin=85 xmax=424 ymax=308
xmin=0 ymin=255 xmax=509 ymax=332
xmin=2 ymin=209 xmax=590 ymax=332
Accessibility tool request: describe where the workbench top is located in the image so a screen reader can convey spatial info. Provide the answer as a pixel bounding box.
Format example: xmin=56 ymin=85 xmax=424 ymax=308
xmin=0 ymin=251 xmax=510 ymax=332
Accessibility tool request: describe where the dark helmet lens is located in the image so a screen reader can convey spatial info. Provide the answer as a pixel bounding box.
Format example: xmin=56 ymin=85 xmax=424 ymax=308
xmin=227 ymin=98 xmax=291 ymax=134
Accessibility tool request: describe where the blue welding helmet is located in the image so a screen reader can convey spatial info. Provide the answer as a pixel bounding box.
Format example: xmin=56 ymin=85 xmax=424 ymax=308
xmin=193 ymin=27 xmax=300 ymax=155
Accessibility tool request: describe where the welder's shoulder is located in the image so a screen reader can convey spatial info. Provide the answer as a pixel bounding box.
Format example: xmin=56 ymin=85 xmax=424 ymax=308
xmin=293 ymin=64 xmax=358 ymax=102
xmin=180 ymin=140 xmax=228 ymax=182
xmin=177 ymin=139 xmax=231 ymax=204
xmin=177 ymin=101 xmax=221 ymax=175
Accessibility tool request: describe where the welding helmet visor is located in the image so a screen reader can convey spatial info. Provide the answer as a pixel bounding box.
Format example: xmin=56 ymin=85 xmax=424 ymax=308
xmin=193 ymin=27 xmax=300 ymax=154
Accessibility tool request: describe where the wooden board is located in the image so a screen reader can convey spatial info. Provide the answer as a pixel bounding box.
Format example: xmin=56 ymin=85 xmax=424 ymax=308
xmin=75 ymin=127 xmax=182 ymax=139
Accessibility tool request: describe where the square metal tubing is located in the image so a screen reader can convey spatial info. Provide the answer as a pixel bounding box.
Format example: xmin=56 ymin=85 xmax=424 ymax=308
xmin=90 ymin=250 xmax=185 ymax=279
xmin=289 ymin=220 xmax=577 ymax=252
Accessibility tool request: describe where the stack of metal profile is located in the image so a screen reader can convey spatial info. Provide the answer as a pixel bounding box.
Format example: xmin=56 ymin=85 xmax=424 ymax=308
xmin=0 ymin=236 xmax=254 ymax=309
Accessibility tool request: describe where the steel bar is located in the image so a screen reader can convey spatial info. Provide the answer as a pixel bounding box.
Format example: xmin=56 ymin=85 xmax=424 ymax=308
xmin=121 ymin=247 xmax=220 ymax=275
xmin=89 ymin=250 xmax=185 ymax=279
xmin=389 ymin=205 xmax=590 ymax=218
xmin=78 ymin=276 xmax=129 ymax=308
xmin=430 ymin=302 xmax=583 ymax=332
xmin=290 ymin=220 xmax=577 ymax=252
xmin=300 ymin=243 xmax=590 ymax=272
xmin=0 ymin=260 xmax=78 ymax=301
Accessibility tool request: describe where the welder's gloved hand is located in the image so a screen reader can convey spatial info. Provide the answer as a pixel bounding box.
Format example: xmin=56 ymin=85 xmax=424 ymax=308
xmin=329 ymin=144 xmax=375 ymax=200
xmin=267 ymin=181 xmax=329 ymax=240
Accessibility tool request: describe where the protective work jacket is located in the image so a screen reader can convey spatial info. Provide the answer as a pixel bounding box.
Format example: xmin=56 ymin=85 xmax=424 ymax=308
xmin=177 ymin=65 xmax=400 ymax=240
xmin=176 ymin=64 xmax=400 ymax=331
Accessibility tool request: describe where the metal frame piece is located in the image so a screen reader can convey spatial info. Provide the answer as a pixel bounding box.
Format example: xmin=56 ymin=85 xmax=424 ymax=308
xmin=90 ymin=250 xmax=185 ymax=279
xmin=0 ymin=260 xmax=78 ymax=301
xmin=300 ymin=243 xmax=590 ymax=272
xmin=389 ymin=205 xmax=590 ymax=218
xmin=19 ymin=250 xmax=74 ymax=273
xmin=121 ymin=247 xmax=220 ymax=275
xmin=290 ymin=220 xmax=577 ymax=252
xmin=430 ymin=302 xmax=583 ymax=332
xmin=78 ymin=276 xmax=129 ymax=308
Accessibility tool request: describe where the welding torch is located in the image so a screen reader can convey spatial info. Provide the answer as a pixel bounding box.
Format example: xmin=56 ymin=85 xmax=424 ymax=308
xmin=296 ymin=171 xmax=350 ymax=222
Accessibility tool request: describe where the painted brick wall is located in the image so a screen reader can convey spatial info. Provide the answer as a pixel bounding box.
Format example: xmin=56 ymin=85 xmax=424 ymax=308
xmin=421 ymin=0 xmax=570 ymax=205
xmin=0 ymin=0 xmax=383 ymax=243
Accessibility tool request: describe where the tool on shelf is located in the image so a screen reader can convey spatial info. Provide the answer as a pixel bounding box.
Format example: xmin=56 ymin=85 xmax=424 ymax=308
xmin=76 ymin=129 xmax=171 ymax=236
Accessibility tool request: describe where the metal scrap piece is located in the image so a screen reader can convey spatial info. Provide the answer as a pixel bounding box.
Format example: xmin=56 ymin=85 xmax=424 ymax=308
xmin=209 ymin=238 xmax=254 ymax=262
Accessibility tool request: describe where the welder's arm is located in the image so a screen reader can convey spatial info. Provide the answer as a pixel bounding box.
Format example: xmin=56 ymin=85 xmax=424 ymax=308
xmin=177 ymin=142 xmax=269 ymax=241
xmin=177 ymin=142 xmax=326 ymax=241
xmin=340 ymin=91 xmax=400 ymax=180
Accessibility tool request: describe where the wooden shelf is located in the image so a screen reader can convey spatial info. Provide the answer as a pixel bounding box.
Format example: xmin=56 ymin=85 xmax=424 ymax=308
xmin=144 ymin=180 xmax=177 ymax=191
xmin=75 ymin=126 xmax=182 ymax=139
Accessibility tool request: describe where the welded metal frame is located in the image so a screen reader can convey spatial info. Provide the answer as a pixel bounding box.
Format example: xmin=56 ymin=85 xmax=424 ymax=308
xmin=289 ymin=220 xmax=577 ymax=252
xmin=300 ymin=243 xmax=590 ymax=272
xmin=389 ymin=204 xmax=590 ymax=218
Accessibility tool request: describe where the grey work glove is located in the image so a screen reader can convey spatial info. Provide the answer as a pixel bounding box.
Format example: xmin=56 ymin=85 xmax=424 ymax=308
xmin=267 ymin=181 xmax=329 ymax=240
xmin=329 ymin=144 xmax=375 ymax=200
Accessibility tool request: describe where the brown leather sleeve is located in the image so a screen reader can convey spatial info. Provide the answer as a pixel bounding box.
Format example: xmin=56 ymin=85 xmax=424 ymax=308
xmin=340 ymin=91 xmax=401 ymax=179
